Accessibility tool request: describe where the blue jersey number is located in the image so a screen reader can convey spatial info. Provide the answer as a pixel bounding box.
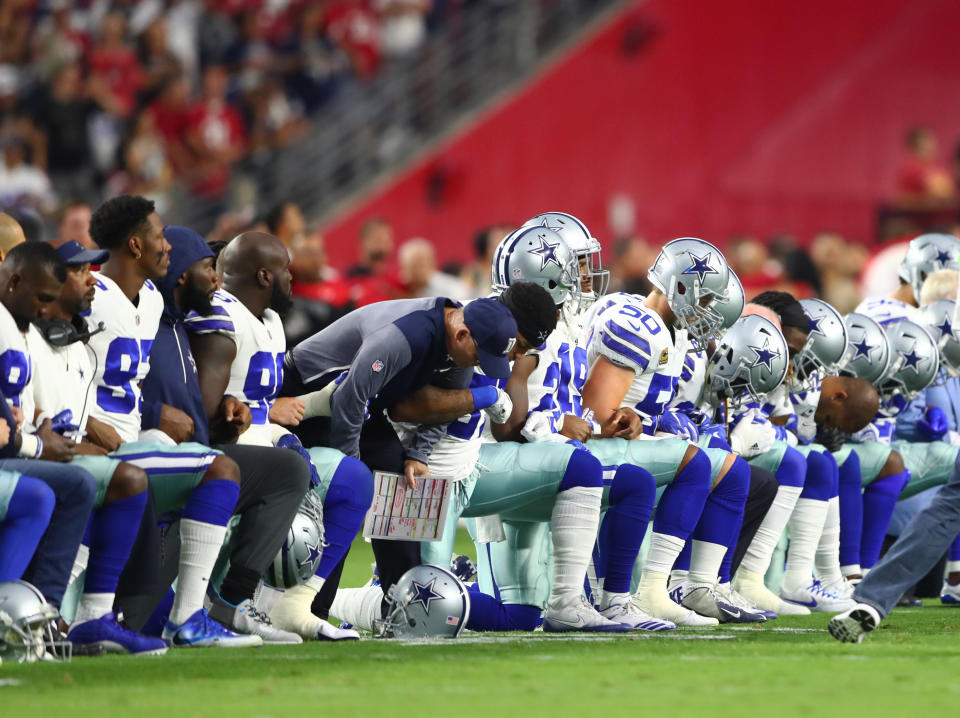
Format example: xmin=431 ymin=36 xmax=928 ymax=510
xmin=0 ymin=349 xmax=31 ymax=407
xmin=556 ymin=343 xmax=587 ymax=415
xmin=243 ymin=352 xmax=285 ymax=422
xmin=97 ymin=338 xmax=141 ymax=413
xmin=635 ymin=372 xmax=679 ymax=418
xmin=618 ymin=305 xmax=661 ymax=335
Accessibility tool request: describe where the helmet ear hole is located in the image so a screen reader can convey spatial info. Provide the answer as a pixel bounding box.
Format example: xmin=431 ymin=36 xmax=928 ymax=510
xmin=548 ymin=280 xmax=557 ymax=289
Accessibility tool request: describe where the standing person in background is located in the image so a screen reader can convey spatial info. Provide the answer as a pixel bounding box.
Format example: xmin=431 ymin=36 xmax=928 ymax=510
xmin=57 ymin=201 xmax=94 ymax=249
xmin=397 ymin=237 xmax=470 ymax=300
xmin=897 ymin=126 xmax=955 ymax=207
xmin=346 ymin=217 xmax=403 ymax=305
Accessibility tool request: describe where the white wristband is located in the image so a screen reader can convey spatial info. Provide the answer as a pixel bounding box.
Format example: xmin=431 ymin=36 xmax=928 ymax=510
xmin=19 ymin=433 xmax=41 ymax=458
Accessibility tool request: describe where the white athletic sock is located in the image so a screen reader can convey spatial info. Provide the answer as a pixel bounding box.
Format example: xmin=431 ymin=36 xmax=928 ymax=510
xmin=71 ymin=593 xmax=114 ymax=626
xmin=781 ymin=498 xmax=830 ymax=592
xmin=814 ymin=497 xmax=844 ymax=586
xmin=330 ymin=586 xmax=385 ymax=632
xmin=169 ymin=519 xmax=228 ymax=625
xmin=841 ymin=564 xmax=862 ymax=578
xmin=306 ymin=575 xmax=324 ymax=593
xmin=668 ymin=569 xmax=689 ymax=591
xmin=547 ymin=486 xmax=602 ymax=610
xmin=688 ymin=540 xmax=726 ymax=586
xmin=946 ymin=560 xmax=960 ymax=575
xmin=739 ymin=485 xmax=803 ymax=574
xmin=642 ymin=532 xmax=686 ymax=576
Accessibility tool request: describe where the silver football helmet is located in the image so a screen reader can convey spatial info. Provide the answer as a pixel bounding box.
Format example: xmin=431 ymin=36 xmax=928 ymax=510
xmin=491 ymin=225 xmax=582 ymax=311
xmin=521 ymin=211 xmax=609 ymax=305
xmin=375 ymin=564 xmax=470 ymax=639
xmin=793 ymin=298 xmax=848 ymax=385
xmin=919 ymin=299 xmax=960 ymax=376
xmin=647 ymin=237 xmax=730 ymax=349
xmin=876 ymin=319 xmax=940 ymax=411
xmin=717 ymin=269 xmax=744 ymax=330
xmin=264 ymin=490 xmax=325 ymax=589
xmin=707 ymin=314 xmax=788 ymax=403
xmin=0 ymin=580 xmax=71 ymax=663
xmin=839 ymin=312 xmax=891 ymax=385
xmin=898 ymin=233 xmax=960 ymax=300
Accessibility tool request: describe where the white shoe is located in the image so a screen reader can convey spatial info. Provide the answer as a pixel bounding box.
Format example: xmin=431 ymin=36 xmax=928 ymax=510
xmin=717 ymin=582 xmax=776 ymax=620
xmin=207 ymin=594 xmax=302 ymax=645
xmin=820 ymin=579 xmax=856 ymax=601
xmin=599 ymin=597 xmax=676 ymax=632
xmin=734 ymin=571 xmax=810 ymax=616
xmin=780 ymin=580 xmax=856 ymax=613
xmin=828 ymin=603 xmax=881 ymax=643
xmin=270 ymin=585 xmax=359 ymax=641
xmin=543 ymin=596 xmax=633 ymax=633
xmin=940 ymin=580 xmax=960 ymax=605
xmin=681 ymin=582 xmax=766 ymax=624
xmin=631 ymin=588 xmax=719 ymax=627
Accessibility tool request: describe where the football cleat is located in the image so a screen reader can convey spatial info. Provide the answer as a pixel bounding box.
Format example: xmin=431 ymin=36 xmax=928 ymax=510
xmin=940 ymin=580 xmax=960 ymax=604
xmin=161 ymin=608 xmax=263 ymax=648
xmin=733 ymin=571 xmax=810 ymax=615
xmin=543 ymin=596 xmax=633 ymax=633
xmin=632 ymin=588 xmax=719 ymax=627
xmin=207 ymin=593 xmax=301 ymax=645
xmin=681 ymin=582 xmax=766 ymax=623
xmin=717 ymin=582 xmax=777 ymax=620
xmin=68 ymin=613 xmax=168 ymax=656
xmin=781 ymin=580 xmax=856 ymax=613
xmin=315 ymin=621 xmax=360 ymax=641
xmin=599 ymin=597 xmax=676 ymax=632
xmin=828 ymin=603 xmax=881 ymax=643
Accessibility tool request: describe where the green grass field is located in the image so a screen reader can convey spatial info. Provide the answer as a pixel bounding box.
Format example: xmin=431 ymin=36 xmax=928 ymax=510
xmin=4 ymin=534 xmax=960 ymax=717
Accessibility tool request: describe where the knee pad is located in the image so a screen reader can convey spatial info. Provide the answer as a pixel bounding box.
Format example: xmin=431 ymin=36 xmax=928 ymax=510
xmin=801 ymin=450 xmax=835 ymax=501
xmin=558 ymin=448 xmax=603 ymax=492
xmin=609 ymin=464 xmax=657 ymax=506
xmin=676 ymin=448 xmax=711 ymax=487
xmin=838 ymin=451 xmax=861 ymax=488
xmin=330 ymin=456 xmax=375 ymax=510
xmin=777 ymin=446 xmax=807 ymax=488
xmin=717 ymin=457 xmax=750 ymax=503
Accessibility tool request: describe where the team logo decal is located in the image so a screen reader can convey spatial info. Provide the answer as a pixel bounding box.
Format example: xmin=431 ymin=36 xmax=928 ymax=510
xmin=504 ymin=337 xmax=516 ymax=355
xmin=409 ymin=579 xmax=444 ymax=612
xmin=681 ymin=252 xmax=718 ymax=283
xmin=659 ymin=348 xmax=669 ymax=366
xmin=851 ymin=336 xmax=874 ymax=359
xmin=748 ymin=339 xmax=780 ymax=370
xmin=372 ymin=360 xmax=384 ymax=373
xmin=529 ymin=233 xmax=562 ymax=271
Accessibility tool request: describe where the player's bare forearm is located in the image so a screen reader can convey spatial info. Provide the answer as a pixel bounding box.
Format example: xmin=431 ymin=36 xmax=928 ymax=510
xmin=581 ymin=356 xmax=636 ymax=426
xmin=389 ymin=386 xmax=475 ymax=424
xmin=491 ymin=354 xmax=537 ymax=442
xmin=188 ymin=332 xmax=238 ymax=422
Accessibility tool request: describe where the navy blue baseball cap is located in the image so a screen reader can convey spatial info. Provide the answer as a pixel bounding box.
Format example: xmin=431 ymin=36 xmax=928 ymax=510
xmin=463 ymin=297 xmax=519 ymax=379
xmin=55 ymin=240 xmax=109 ymax=266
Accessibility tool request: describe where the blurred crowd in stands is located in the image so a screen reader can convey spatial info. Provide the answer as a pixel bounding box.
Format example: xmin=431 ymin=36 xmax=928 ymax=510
xmin=3 ymin=2 xmax=960 ymax=346
xmin=0 ymin=0 xmax=462 ymax=232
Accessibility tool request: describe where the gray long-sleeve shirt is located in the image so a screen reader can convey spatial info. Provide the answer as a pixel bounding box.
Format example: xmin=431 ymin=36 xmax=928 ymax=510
xmin=288 ymin=297 xmax=471 ymax=463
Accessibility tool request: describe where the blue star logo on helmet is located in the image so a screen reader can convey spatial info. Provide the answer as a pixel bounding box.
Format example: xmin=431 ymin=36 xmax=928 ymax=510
xmin=299 ymin=540 xmax=321 ymax=570
xmin=852 ymin=338 xmax=873 ymax=358
xmin=748 ymin=340 xmax=780 ymax=370
xmin=936 ymin=249 xmax=953 ymax=266
xmin=529 ymin=233 xmax=562 ymax=271
xmin=409 ymin=579 xmax=444 ymax=613
xmin=807 ymin=316 xmax=824 ymax=335
xmin=681 ymin=252 xmax=718 ymax=283
xmin=901 ymin=349 xmax=921 ymax=372
xmin=936 ymin=317 xmax=953 ymax=339
xmin=537 ymin=217 xmax=565 ymax=233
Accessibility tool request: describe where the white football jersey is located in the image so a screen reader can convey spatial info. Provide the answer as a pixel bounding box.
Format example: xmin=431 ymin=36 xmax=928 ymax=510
xmin=86 ymin=273 xmax=164 ymax=443
xmin=27 ymin=326 xmax=97 ymax=435
xmin=671 ymin=350 xmax=710 ymax=414
xmin=0 ymin=301 xmax=33 ymax=410
xmin=585 ymin=293 xmax=686 ymax=429
xmin=855 ymin=296 xmax=920 ymax=326
xmin=526 ymin=314 xmax=588 ymax=433
xmin=185 ymin=289 xmax=285 ymax=446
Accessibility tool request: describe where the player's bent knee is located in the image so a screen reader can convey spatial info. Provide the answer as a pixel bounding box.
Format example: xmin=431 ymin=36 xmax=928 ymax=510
xmin=337 ymin=456 xmax=375 ymax=508
xmin=778 ymin=446 xmax=807 ymax=488
xmin=204 ymin=454 xmax=241 ymax=484
xmin=879 ymin=450 xmax=905 ymax=478
xmin=609 ymin=464 xmax=656 ymax=504
xmin=557 ymin=448 xmax=603 ymax=492
xmin=105 ymin=462 xmax=148 ymax=502
xmin=679 ymin=444 xmax=701 ymax=471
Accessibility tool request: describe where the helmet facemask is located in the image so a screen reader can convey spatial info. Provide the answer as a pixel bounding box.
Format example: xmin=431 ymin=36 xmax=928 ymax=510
xmin=573 ymin=239 xmax=610 ymax=308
